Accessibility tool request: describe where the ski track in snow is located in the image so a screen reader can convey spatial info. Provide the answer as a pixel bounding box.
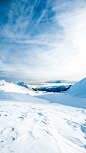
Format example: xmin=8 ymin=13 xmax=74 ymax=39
xmin=0 ymin=100 xmax=86 ymax=153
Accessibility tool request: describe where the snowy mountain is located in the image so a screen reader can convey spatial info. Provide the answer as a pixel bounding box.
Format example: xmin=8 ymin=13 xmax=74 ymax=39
xmin=0 ymin=80 xmax=29 ymax=94
xmin=20 ymin=82 xmax=72 ymax=93
xmin=31 ymin=85 xmax=72 ymax=92
xmin=67 ymin=78 xmax=86 ymax=98
xmin=0 ymin=79 xmax=86 ymax=153
xmin=0 ymin=80 xmax=43 ymax=96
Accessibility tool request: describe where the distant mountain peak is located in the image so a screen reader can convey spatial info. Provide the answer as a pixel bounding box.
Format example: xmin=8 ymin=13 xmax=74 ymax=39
xmin=46 ymin=80 xmax=65 ymax=83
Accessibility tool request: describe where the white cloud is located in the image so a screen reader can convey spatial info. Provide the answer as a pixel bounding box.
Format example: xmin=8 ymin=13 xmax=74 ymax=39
xmin=0 ymin=0 xmax=86 ymax=83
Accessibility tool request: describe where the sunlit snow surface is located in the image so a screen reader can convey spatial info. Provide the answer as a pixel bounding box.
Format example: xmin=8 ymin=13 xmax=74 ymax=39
xmin=0 ymin=80 xmax=86 ymax=153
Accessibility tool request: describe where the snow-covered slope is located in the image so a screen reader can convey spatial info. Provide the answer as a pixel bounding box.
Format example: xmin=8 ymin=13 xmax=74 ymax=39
xmin=0 ymin=80 xmax=43 ymax=96
xmin=0 ymin=80 xmax=30 ymax=94
xmin=67 ymin=78 xmax=86 ymax=98
xmin=0 ymin=79 xmax=86 ymax=153
xmin=37 ymin=92 xmax=86 ymax=109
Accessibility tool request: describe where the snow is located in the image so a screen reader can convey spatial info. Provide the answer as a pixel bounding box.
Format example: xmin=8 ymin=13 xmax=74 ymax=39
xmin=0 ymin=80 xmax=43 ymax=96
xmin=0 ymin=80 xmax=30 ymax=94
xmin=36 ymin=92 xmax=86 ymax=109
xmin=0 ymin=79 xmax=86 ymax=153
xmin=67 ymin=78 xmax=86 ymax=98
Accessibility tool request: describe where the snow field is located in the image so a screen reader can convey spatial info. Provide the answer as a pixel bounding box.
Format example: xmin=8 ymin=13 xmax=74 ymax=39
xmin=0 ymin=100 xmax=86 ymax=153
xmin=37 ymin=92 xmax=86 ymax=109
xmin=0 ymin=79 xmax=86 ymax=153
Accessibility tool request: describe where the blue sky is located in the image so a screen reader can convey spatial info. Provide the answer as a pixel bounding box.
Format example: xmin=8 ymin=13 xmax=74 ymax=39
xmin=0 ymin=0 xmax=86 ymax=83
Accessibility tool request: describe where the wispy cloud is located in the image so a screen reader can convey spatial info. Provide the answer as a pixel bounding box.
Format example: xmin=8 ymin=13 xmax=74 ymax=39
xmin=0 ymin=0 xmax=86 ymax=83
